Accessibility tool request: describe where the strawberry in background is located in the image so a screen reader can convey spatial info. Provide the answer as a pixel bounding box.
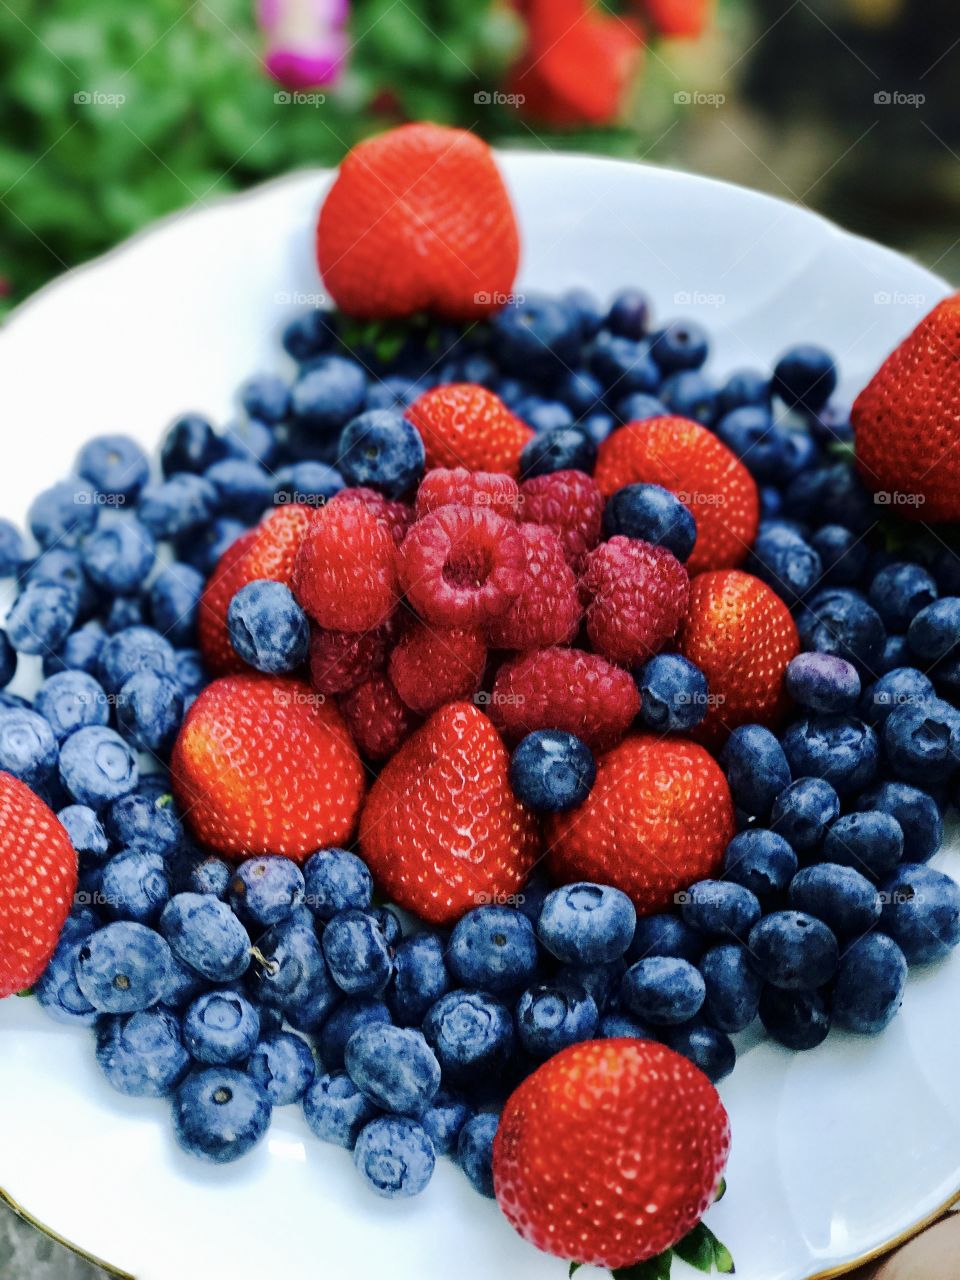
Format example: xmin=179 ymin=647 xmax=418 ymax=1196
xmin=642 ymin=0 xmax=713 ymax=39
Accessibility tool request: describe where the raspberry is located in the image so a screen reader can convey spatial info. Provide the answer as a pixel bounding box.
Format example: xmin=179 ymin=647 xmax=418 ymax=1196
xmin=339 ymin=671 xmax=419 ymax=761
xmin=580 ymin=537 xmax=689 ymax=665
xmin=518 ymin=470 xmax=604 ymax=568
xmin=490 ymin=647 xmax=641 ymax=750
xmin=407 ymin=384 xmax=533 ymax=477
xmin=331 ymin=486 xmax=414 ymax=546
xmin=294 ymin=501 xmax=398 ymax=632
xmin=309 ymin=623 xmax=394 ymax=695
xmin=415 ymin=467 xmax=521 ymax=521
xmin=389 ymin=622 xmax=488 ymax=715
xmin=486 ymin=523 xmax=581 ymax=650
xmin=399 ymin=505 xmax=526 ymax=627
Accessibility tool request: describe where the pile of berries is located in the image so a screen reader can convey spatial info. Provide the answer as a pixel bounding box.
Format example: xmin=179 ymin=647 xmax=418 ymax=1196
xmin=2 ymin=273 xmax=960 ymax=1263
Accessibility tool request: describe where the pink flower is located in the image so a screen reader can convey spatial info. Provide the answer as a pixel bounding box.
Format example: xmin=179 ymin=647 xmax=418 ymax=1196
xmin=258 ymin=0 xmax=350 ymax=90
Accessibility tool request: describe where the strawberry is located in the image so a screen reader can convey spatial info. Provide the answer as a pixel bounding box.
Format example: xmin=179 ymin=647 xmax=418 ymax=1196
xmin=679 ymin=569 xmax=799 ymax=747
xmin=359 ymin=701 xmax=539 ymax=925
xmin=546 ymin=734 xmax=735 ymax=913
xmin=316 ymin=123 xmax=520 ymax=321
xmin=852 ymin=293 xmax=960 ymax=521
xmin=330 ymin=487 xmax=415 ymax=546
xmin=0 ymin=773 xmax=78 ymax=998
xmin=594 ymin=415 xmax=759 ymax=574
xmin=643 ymin=0 xmax=712 ymax=39
xmin=406 ymin=384 xmax=534 ymax=478
xmin=171 ymin=673 xmax=364 ymax=861
xmin=198 ymin=506 xmax=316 ymax=676
xmin=494 ymin=1038 xmax=730 ymax=1269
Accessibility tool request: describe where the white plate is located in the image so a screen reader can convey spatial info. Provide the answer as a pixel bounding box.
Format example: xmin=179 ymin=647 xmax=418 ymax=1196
xmin=0 ymin=154 xmax=958 ymax=1280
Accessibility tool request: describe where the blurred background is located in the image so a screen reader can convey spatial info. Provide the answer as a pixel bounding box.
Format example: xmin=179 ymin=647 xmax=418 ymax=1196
xmin=1 ymin=0 xmax=958 ymax=317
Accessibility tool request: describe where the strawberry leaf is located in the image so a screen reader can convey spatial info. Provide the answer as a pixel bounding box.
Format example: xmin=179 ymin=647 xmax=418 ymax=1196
xmin=15 ymin=987 xmax=33 ymax=997
xmin=673 ymin=1225 xmax=715 ymax=1272
xmin=611 ymin=1251 xmax=672 ymax=1280
xmin=714 ymin=1178 xmax=727 ymax=1203
xmin=569 ymin=1265 xmax=582 ymax=1277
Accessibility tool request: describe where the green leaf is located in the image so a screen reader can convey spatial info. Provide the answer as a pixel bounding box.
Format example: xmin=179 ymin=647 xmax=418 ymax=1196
xmin=612 ymin=1251 xmax=672 ymax=1280
xmin=16 ymin=987 xmax=33 ymax=997
xmin=714 ymin=1242 xmax=735 ymax=1275
xmin=674 ymin=1225 xmax=715 ymax=1272
xmin=569 ymin=1265 xmax=582 ymax=1277
xmin=714 ymin=1178 xmax=727 ymax=1203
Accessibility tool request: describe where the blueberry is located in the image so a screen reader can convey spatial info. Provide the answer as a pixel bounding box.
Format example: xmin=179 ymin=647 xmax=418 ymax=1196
xmin=831 ymin=934 xmax=908 ymax=1037
xmin=772 ymin=344 xmax=837 ymax=411
xmin=175 ymin=650 xmax=208 ymax=701
xmin=627 ymin=913 xmax=704 ymax=964
xmin=788 ymin=863 xmax=881 ymax=937
xmin=621 ymin=957 xmax=705 ymax=1025
xmin=204 ymin=459 xmax=272 ymax=522
xmin=389 ymin=932 xmax=451 ymax=1027
xmin=182 ymin=990 xmax=261 ymax=1064
xmin=723 ymin=829 xmax=798 ymax=900
xmin=457 ymin=1112 xmax=499 ymax=1198
xmin=273 ymin=462 xmax=343 ymax=508
xmin=699 ymin=944 xmax=762 ymax=1033
xmin=303 ymin=847 xmax=372 ymax=920
xmin=96 ymin=1008 xmax=190 ymax=1096
xmin=178 ymin=520 xmax=248 ymax=580
xmin=785 ymin=653 xmax=861 ymax=714
xmin=58 ymin=804 xmax=109 ymax=860
xmin=600 ymin=1012 xmax=651 ymax=1040
xmin=160 ymin=414 xmax=222 ymax=476
xmin=564 ymin=288 xmax=604 ymax=341
xmin=98 ymin=626 xmax=177 ymax=695
xmin=516 ymin=983 xmax=598 ymax=1058
xmin=247 ymin=1032 xmax=315 ymax=1105
xmin=335 ymin=409 xmax=424 ymax=498
xmin=635 ymin=654 xmax=708 ymax=731
xmin=538 ymin=882 xmax=636 ymax=965
xmin=679 ymin=880 xmax=761 ymax=939
xmin=720 ymin=724 xmax=792 ymax=818
xmin=305 ymin=1072 xmax=379 ymax=1152
xmin=858 ymin=667 xmax=934 ymax=728
xmin=322 ymin=909 xmax=394 ymax=997
xmin=758 ymin=986 xmax=831 ymax=1050
xmin=514 ymin=396 xmax=575 ymax=435
xmin=148 ymin=563 xmax=205 ymax=648
xmin=354 ymin=1115 xmax=436 ymax=1198
xmin=660 ymin=1022 xmax=736 ymax=1082
xmin=345 ymin=1023 xmax=440 ymax=1117
xmin=172 ymin=849 xmax=231 ymax=898
xmin=370 ymin=906 xmax=402 ymax=949
xmin=602 ymin=485 xmax=696 ymax=564
xmin=282 ymin=310 xmax=338 ymax=363
xmin=781 ymin=715 xmax=879 ymax=796
xmin=868 ymin=562 xmax=938 ymax=631
xmin=810 ymin=524 xmax=870 ymax=587
xmin=447 ymin=907 xmax=538 ymax=993
xmin=101 ymin=850 xmax=170 ymax=924
xmin=105 ymin=596 xmax=144 ymax=633
xmin=159 ymin=953 xmax=207 ymax=1011
xmin=79 ymin=513 xmax=155 ymax=596
xmin=138 ymin=474 xmax=218 ymax=540
xmin=880 ymin=864 xmax=960 ymax=964
xmin=291 ymin=356 xmax=367 ymax=434
xmin=883 ymin=697 xmax=960 ymax=785
xmin=649 ymin=320 xmax=708 ymax=372
xmin=227 ymin=579 xmax=309 ymax=674
xmin=116 ymin=670 xmax=184 ymax=754
xmin=771 ymin=777 xmax=840 ymax=851
xmin=249 ymin=917 xmax=334 ymax=1016
xmin=423 ymin=990 xmax=515 ymax=1092
xmin=749 ymin=524 xmax=822 ymax=603
xmin=23 ymin=545 xmax=96 ymax=615
xmin=0 ymin=519 xmax=26 ymax=577
xmin=616 ymin=392 xmax=668 ymax=423
xmin=591 ymin=336 xmax=660 ymax=394
xmin=35 ymin=934 xmax=99 ymax=1027
xmin=877 ymin=634 xmax=910 ymax=674
xmin=0 ymin=632 xmax=16 ymax=691
xmin=159 ymin=893 xmax=250 ymax=982
xmin=75 ymin=921 xmax=174 ymax=1013
xmin=173 ymin=1068 xmax=271 ymax=1163
xmin=908 ymin=597 xmax=960 ymax=662
xmin=509 ymin=730 xmax=596 ymax=813
xmin=0 ymin=708 xmax=59 ymax=787
xmin=59 ymin=726 xmax=138 ymax=808
xmin=227 ymin=857 xmax=305 ymax=928
xmin=76 ymin=434 xmax=150 ymax=501
xmin=718 ymin=369 xmax=770 ymax=414
xmin=555 ymin=959 xmax=624 ymax=1013
xmin=422 ymin=1092 xmax=473 ymax=1156
xmin=798 ymin=589 xmax=885 ymax=673
xmin=661 ymin=371 xmax=718 ymax=425
xmin=856 ymin=782 xmax=942 ymax=862
xmin=106 ymin=789 xmax=181 ymax=858
xmin=606 ymin=288 xmax=650 ymax=339
xmin=320 ymin=998 xmax=392 ymax=1072
xmin=748 ymin=912 xmax=838 ymax=990
xmin=240 ymin=373 xmax=290 ymax=424
xmin=490 ymin=295 xmax=581 ymax=378
xmin=821 ymin=811 xmax=904 ymax=881
xmin=28 ymin=478 xmax=99 ymax=549
xmin=556 ymin=368 xmax=604 ymax=416
xmin=519 ymin=427 xmax=596 ymax=479
xmin=7 ymin=581 xmax=78 ymax=654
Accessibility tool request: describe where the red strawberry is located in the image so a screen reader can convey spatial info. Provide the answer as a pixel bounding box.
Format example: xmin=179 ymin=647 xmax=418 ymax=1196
xmin=580 ymin=535 xmax=689 ymax=664
xmin=518 ymin=469 xmax=604 ymax=569
xmin=294 ymin=500 xmax=398 ymax=632
xmin=485 ymin=523 xmax=581 ymax=650
xmin=415 ymin=467 xmax=520 ymax=521
xmin=852 ymin=294 xmax=960 ymax=521
xmin=359 ymin=701 xmax=539 ymax=925
xmin=198 ymin=506 xmax=316 ymax=676
xmin=171 ymin=674 xmax=364 ymax=861
xmin=546 ymin=734 xmax=735 ymax=913
xmin=0 ymin=773 xmax=77 ymax=998
xmin=407 ymin=384 xmax=533 ymax=478
xmin=316 ymin=123 xmax=520 ymax=322
xmin=494 ymin=1038 xmax=730 ymax=1269
xmin=643 ymin=0 xmax=712 ymax=39
xmin=339 ymin=671 xmax=420 ymax=762
xmin=678 ymin=569 xmax=799 ymax=747
xmin=388 ymin=622 xmax=488 ymax=716
xmin=490 ymin=646 xmax=640 ymax=751
xmin=594 ymin=415 xmax=759 ymax=574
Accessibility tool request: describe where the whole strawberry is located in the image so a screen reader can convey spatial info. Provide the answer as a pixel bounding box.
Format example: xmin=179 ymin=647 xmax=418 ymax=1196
xmin=316 ymin=123 xmax=520 ymax=321
xmin=679 ymin=569 xmax=799 ymax=746
xmin=0 ymin=773 xmax=78 ymax=998
xmin=594 ymin=415 xmax=758 ymax=574
xmin=580 ymin=535 xmax=689 ymax=665
xmin=853 ymin=293 xmax=960 ymax=520
xmin=547 ymin=734 xmax=735 ymax=913
xmin=171 ymin=674 xmax=364 ymax=860
xmin=644 ymin=0 xmax=712 ymax=39
xmin=494 ymin=1038 xmax=730 ymax=1269
xmin=407 ymin=384 xmax=533 ymax=477
xmin=359 ymin=701 xmax=539 ymax=925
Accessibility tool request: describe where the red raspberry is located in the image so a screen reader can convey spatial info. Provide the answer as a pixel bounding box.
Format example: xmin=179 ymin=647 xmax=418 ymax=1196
xmin=407 ymin=384 xmax=533 ymax=477
xmin=415 ymin=467 xmax=520 ymax=521
xmin=518 ymin=470 xmax=604 ymax=568
xmin=490 ymin=646 xmax=641 ymax=750
xmin=331 ymin=486 xmax=414 ymax=546
xmin=309 ymin=623 xmax=393 ymax=695
xmin=294 ymin=500 xmax=398 ymax=632
xmin=339 ymin=671 xmax=419 ymax=761
xmin=388 ymin=622 xmax=488 ymax=715
xmin=486 ymin=523 xmax=581 ymax=650
xmin=399 ymin=505 xmax=526 ymax=627
xmin=580 ymin=537 xmax=689 ymax=665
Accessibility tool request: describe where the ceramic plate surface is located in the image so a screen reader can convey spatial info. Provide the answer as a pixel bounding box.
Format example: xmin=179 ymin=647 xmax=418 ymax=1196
xmin=0 ymin=154 xmax=958 ymax=1280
